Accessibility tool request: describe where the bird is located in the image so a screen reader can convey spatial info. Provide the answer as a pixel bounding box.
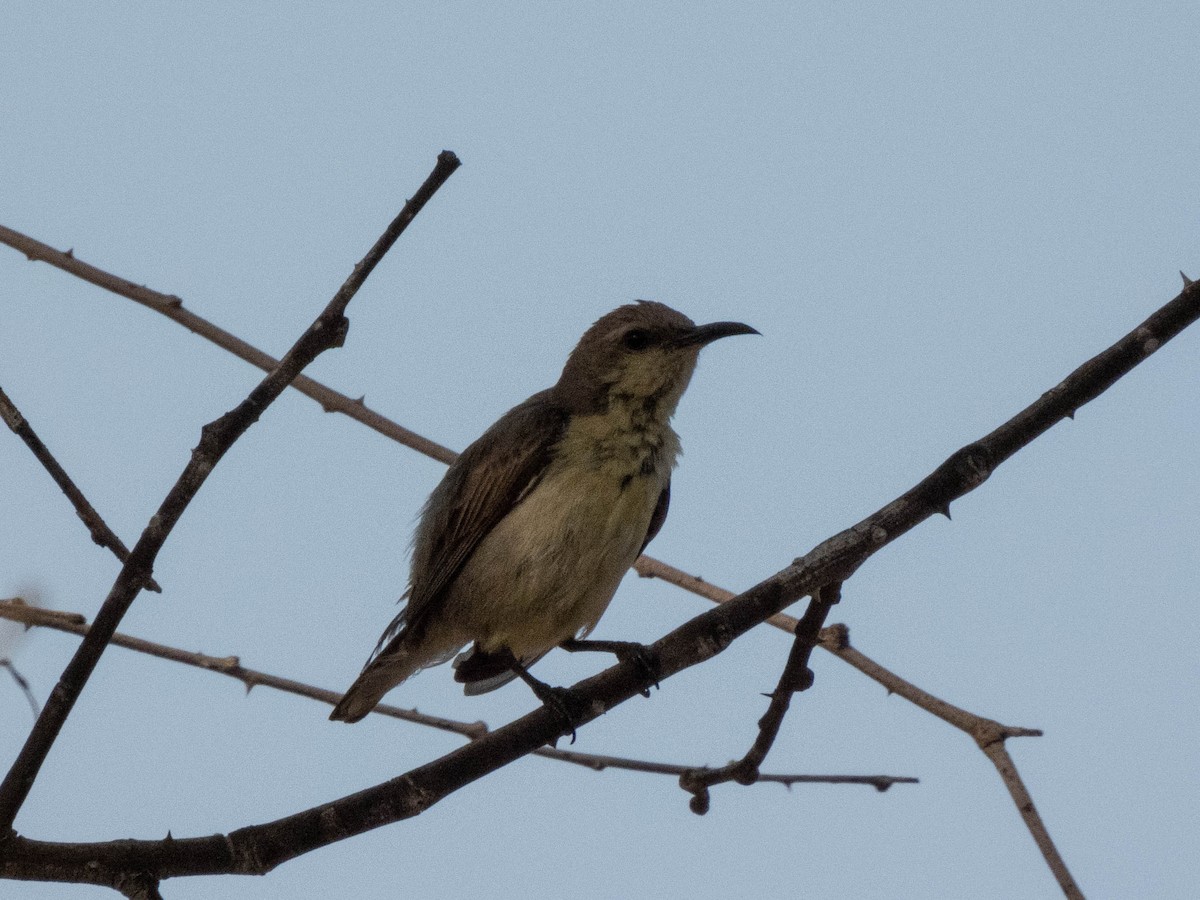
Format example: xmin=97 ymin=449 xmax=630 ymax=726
xmin=329 ymin=301 xmax=757 ymax=723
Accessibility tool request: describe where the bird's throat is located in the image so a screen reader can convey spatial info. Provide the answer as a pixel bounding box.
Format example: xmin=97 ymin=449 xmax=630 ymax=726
xmin=557 ymin=393 xmax=682 ymax=483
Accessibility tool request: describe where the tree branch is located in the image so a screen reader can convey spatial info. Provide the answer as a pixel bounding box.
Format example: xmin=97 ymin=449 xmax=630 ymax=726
xmin=679 ymin=583 xmax=842 ymax=814
xmin=981 ymin=739 xmax=1083 ymax=900
xmin=0 ymin=224 xmax=455 ymax=465
xmin=819 ymin=624 xmax=1082 ymax=897
xmin=2 ymin=272 xmax=1193 ymax=890
xmin=635 ymin=561 xmax=1074 ymax=890
xmin=0 ymin=661 xmax=39 ymax=719
xmin=0 ymin=385 xmax=160 ymax=592
xmin=0 ymin=598 xmax=909 ymax=792
xmin=0 ymin=151 xmax=461 ymax=837
xmin=649 ymin=533 xmax=1080 ymax=899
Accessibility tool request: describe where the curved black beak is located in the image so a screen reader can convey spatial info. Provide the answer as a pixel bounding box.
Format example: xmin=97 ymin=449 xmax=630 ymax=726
xmin=673 ymin=320 xmax=760 ymax=348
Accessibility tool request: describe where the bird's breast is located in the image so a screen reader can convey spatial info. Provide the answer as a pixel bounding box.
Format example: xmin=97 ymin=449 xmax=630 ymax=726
xmin=444 ymin=408 xmax=677 ymax=657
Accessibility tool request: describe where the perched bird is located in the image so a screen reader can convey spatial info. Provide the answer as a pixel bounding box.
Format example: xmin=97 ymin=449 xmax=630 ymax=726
xmin=329 ymin=301 xmax=756 ymax=723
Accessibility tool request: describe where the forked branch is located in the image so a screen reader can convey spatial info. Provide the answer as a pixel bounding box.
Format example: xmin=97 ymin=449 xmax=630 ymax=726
xmin=679 ymin=582 xmax=842 ymax=813
xmin=0 ymin=385 xmax=160 ymax=592
xmin=0 ymin=151 xmax=461 ymax=837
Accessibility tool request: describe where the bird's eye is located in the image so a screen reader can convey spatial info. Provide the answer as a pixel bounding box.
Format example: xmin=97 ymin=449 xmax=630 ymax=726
xmin=622 ymin=329 xmax=652 ymax=351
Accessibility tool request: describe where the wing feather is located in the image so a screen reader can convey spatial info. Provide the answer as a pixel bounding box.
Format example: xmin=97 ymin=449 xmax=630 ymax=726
xmin=399 ymin=391 xmax=568 ymax=640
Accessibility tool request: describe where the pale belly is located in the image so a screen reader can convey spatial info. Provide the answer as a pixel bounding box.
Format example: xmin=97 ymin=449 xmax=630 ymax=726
xmin=437 ymin=462 xmax=664 ymax=658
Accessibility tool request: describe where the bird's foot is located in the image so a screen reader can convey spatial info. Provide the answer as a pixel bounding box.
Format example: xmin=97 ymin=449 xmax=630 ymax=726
xmin=507 ymin=657 xmax=587 ymax=744
xmin=560 ymin=638 xmax=661 ymax=697
xmin=531 ymin=683 xmax=589 ymax=745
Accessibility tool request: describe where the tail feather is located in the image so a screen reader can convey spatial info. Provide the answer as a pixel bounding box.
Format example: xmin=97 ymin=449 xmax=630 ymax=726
xmin=452 ymin=644 xmax=548 ymax=696
xmin=329 ymin=651 xmax=420 ymax=723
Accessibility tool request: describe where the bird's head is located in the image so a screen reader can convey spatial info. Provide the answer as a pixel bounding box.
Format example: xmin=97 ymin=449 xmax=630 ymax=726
xmin=554 ymin=301 xmax=758 ymax=416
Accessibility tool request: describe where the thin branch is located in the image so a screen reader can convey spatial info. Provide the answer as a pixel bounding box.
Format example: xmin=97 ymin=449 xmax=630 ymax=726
xmin=0 ymin=385 xmax=161 ymax=593
xmin=638 ymin=558 xmax=1047 ymax=747
xmin=2 ymin=272 xmax=1193 ymax=890
xmin=0 ymin=151 xmax=461 ymax=838
xmin=818 ymin=624 xmax=1083 ymax=897
xmin=635 ymin=554 xmax=799 ymax=630
xmin=0 ymin=224 xmax=455 ymax=465
xmin=981 ymin=740 xmax=1083 ymax=900
xmin=628 ymin=562 xmax=1076 ymax=890
xmin=679 ymin=583 xmax=842 ymax=814
xmin=819 ymin=626 xmax=1042 ymax=744
xmin=0 ymin=661 xmax=39 ymax=719
xmin=645 ymin=519 xmax=1077 ymax=897
xmin=0 ymin=598 xmax=910 ymax=792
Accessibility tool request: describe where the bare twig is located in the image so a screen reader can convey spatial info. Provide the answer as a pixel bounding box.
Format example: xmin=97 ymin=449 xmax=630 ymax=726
xmin=0 ymin=385 xmax=161 ymax=593
xmin=635 ymin=562 xmax=1075 ymax=891
xmin=819 ymin=627 xmax=1042 ymax=743
xmin=679 ymin=583 xmax=842 ymax=814
xmin=635 ymin=554 xmax=799 ymax=629
xmin=0 ymin=598 xmax=909 ymax=791
xmin=0 ymin=151 xmax=461 ymax=838
xmin=2 ymin=272 xmax=1193 ymax=890
xmin=818 ymin=625 xmax=1081 ymax=897
xmin=0 ymin=661 xmax=39 ymax=719
xmin=0 ymin=224 xmax=455 ymax=465
xmin=982 ymin=740 xmax=1083 ymax=900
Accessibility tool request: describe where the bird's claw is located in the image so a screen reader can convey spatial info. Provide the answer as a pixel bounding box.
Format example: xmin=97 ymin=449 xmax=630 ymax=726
xmin=533 ymin=685 xmax=587 ymax=745
xmin=618 ymin=643 xmax=661 ymax=697
xmin=559 ymin=638 xmax=661 ymax=697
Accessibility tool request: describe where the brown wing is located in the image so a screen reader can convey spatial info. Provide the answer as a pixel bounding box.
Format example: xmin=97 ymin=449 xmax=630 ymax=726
xmin=385 ymin=391 xmax=569 ymax=652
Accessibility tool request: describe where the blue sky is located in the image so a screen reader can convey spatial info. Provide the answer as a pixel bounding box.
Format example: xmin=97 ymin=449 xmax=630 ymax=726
xmin=2 ymin=4 xmax=1198 ymax=898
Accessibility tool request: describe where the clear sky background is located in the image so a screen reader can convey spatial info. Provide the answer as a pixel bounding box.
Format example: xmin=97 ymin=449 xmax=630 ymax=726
xmin=2 ymin=4 xmax=1198 ymax=899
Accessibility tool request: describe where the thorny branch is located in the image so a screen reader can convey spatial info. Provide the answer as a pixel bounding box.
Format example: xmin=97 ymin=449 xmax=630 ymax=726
xmin=818 ymin=624 xmax=1079 ymax=896
xmin=679 ymin=583 xmax=842 ymax=814
xmin=1 ymin=268 xmax=1193 ymax=892
xmin=626 ymin=557 xmax=1069 ymax=891
xmin=0 ymin=151 xmax=461 ymax=839
xmin=0 ymin=598 xmax=912 ymax=792
xmin=0 ymin=224 xmax=455 ymax=465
